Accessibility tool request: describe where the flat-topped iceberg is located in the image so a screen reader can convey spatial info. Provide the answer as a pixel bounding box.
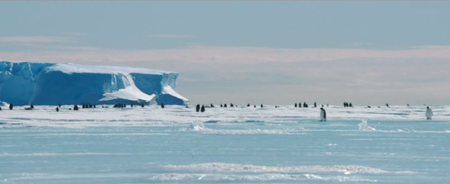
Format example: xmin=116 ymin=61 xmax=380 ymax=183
xmin=0 ymin=61 xmax=188 ymax=105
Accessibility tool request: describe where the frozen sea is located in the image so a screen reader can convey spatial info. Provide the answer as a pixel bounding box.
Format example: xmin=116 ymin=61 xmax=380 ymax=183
xmin=1 ymin=105 xmax=449 ymax=183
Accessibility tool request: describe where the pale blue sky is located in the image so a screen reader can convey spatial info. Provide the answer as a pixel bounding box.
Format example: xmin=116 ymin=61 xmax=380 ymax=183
xmin=1 ymin=1 xmax=450 ymax=105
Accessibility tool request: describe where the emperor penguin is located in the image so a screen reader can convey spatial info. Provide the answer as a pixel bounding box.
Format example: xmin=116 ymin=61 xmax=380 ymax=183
xmin=201 ymin=105 xmax=205 ymax=112
xmin=196 ymin=104 xmax=200 ymax=112
xmin=320 ymin=106 xmax=326 ymax=122
xmin=426 ymin=106 xmax=433 ymax=120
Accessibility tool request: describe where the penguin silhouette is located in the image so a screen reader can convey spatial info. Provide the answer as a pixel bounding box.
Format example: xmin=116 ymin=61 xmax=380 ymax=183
xmin=161 ymin=103 xmax=165 ymax=108
xmin=56 ymin=107 xmax=59 ymax=112
xmin=295 ymin=103 xmax=297 ymax=108
xmin=196 ymin=104 xmax=200 ymax=112
xmin=201 ymin=105 xmax=205 ymax=112
xmin=9 ymin=103 xmax=13 ymax=110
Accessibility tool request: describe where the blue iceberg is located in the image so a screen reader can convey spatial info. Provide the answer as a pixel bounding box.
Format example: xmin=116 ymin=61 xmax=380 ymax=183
xmin=0 ymin=61 xmax=188 ymax=105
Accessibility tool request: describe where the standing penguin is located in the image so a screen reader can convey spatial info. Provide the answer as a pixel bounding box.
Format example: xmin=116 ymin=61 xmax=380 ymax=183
xmin=196 ymin=104 xmax=200 ymax=112
xmin=314 ymin=102 xmax=317 ymax=108
xmin=56 ymin=107 xmax=59 ymax=112
xmin=295 ymin=103 xmax=297 ymax=108
xmin=426 ymin=106 xmax=433 ymax=120
xmin=201 ymin=105 xmax=205 ymax=112
xmin=320 ymin=106 xmax=326 ymax=122
xmin=9 ymin=103 xmax=13 ymax=110
xmin=161 ymin=103 xmax=165 ymax=108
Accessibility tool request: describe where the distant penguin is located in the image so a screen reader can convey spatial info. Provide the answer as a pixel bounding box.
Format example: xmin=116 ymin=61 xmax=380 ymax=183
xmin=303 ymin=102 xmax=307 ymax=108
xmin=349 ymin=103 xmax=353 ymax=107
xmin=295 ymin=103 xmax=297 ymax=108
xmin=161 ymin=103 xmax=165 ymax=108
xmin=211 ymin=103 xmax=214 ymax=107
xmin=56 ymin=107 xmax=59 ymax=112
xmin=320 ymin=107 xmax=326 ymax=122
xmin=230 ymin=103 xmax=234 ymax=107
xmin=74 ymin=105 xmax=79 ymax=111
xmin=224 ymin=104 xmax=227 ymax=108
xmin=141 ymin=104 xmax=144 ymax=108
xmin=9 ymin=103 xmax=13 ymax=110
xmin=386 ymin=103 xmax=389 ymax=108
xmin=0 ymin=107 xmax=2 ymax=110
xmin=59 ymin=104 xmax=61 ymax=108
xmin=201 ymin=105 xmax=205 ymax=112
xmin=220 ymin=104 xmax=223 ymax=107
xmin=82 ymin=104 xmax=85 ymax=109
xmin=298 ymin=102 xmax=301 ymax=108
xmin=196 ymin=104 xmax=200 ymax=112
xmin=261 ymin=104 xmax=263 ymax=108
xmin=25 ymin=104 xmax=34 ymax=110
xmin=131 ymin=104 xmax=133 ymax=107
xmin=314 ymin=102 xmax=317 ymax=108
xmin=247 ymin=104 xmax=250 ymax=107
xmin=254 ymin=105 xmax=256 ymax=108
xmin=426 ymin=106 xmax=433 ymax=120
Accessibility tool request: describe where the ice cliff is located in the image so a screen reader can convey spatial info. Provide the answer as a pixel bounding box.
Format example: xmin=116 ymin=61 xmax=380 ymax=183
xmin=0 ymin=61 xmax=188 ymax=105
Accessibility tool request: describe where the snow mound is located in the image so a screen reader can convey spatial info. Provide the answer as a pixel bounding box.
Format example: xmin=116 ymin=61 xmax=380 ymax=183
xmin=0 ymin=61 xmax=188 ymax=105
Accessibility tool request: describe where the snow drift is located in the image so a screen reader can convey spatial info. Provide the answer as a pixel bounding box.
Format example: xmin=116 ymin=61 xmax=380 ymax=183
xmin=0 ymin=61 xmax=188 ymax=105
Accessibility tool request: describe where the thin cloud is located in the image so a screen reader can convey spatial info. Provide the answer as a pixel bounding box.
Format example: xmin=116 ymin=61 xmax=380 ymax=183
xmin=148 ymin=34 xmax=193 ymax=38
xmin=61 ymin=32 xmax=91 ymax=37
xmin=1 ymin=45 xmax=450 ymax=64
xmin=0 ymin=36 xmax=74 ymax=43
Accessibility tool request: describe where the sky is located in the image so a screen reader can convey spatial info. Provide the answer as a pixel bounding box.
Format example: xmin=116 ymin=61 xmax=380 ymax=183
xmin=1 ymin=1 xmax=450 ymax=106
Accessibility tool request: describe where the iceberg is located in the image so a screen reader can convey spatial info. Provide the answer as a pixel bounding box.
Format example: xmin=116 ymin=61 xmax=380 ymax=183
xmin=0 ymin=61 xmax=188 ymax=105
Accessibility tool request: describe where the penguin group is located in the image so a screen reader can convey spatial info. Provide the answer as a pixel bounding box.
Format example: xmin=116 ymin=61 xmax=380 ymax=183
xmin=82 ymin=103 xmax=96 ymax=109
xmin=196 ymin=104 xmax=205 ymax=112
xmin=343 ymin=102 xmax=353 ymax=107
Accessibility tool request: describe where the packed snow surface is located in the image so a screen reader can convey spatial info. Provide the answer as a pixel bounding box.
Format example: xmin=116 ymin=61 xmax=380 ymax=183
xmin=1 ymin=105 xmax=450 ymax=183
xmin=0 ymin=61 xmax=188 ymax=105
